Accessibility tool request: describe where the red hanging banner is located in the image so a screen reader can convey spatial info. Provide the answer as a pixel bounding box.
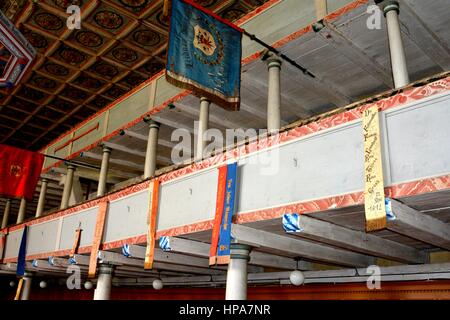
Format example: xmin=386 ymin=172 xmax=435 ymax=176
xmin=0 ymin=144 xmax=44 ymax=201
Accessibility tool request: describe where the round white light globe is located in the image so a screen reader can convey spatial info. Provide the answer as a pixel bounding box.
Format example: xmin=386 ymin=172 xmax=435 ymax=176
xmin=289 ymin=270 xmax=305 ymax=286
xmin=39 ymin=281 xmax=47 ymax=289
xmin=84 ymin=281 xmax=93 ymax=290
xmin=152 ymin=279 xmax=163 ymax=290
xmin=9 ymin=281 xmax=15 ymax=287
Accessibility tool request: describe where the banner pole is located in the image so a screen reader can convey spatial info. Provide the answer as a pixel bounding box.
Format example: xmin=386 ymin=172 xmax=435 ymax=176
xmin=41 ymin=154 xmax=101 ymax=171
xmin=242 ymin=30 xmax=316 ymax=78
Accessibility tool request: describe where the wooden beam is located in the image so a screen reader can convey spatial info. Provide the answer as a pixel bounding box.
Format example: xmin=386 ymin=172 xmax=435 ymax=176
xmin=125 ymin=130 xmax=180 ymax=151
xmin=231 ymin=224 xmax=375 ymax=267
xmin=103 ymin=142 xmax=172 ymax=165
xmin=242 ymin=73 xmax=313 ymax=119
xmin=98 ymin=250 xmax=225 ymax=275
xmin=295 ymin=215 xmax=427 ymax=264
xmin=165 ymin=237 xmax=312 ymax=270
xmin=388 ymin=199 xmax=450 ymax=250
xmin=399 ymin=0 xmax=450 ymax=70
xmin=174 ymin=102 xmax=238 ymax=129
xmin=82 ymin=151 xmax=144 ymax=172
xmin=318 ymin=21 xmax=394 ymax=88
xmin=151 ymin=115 xmax=196 ymax=135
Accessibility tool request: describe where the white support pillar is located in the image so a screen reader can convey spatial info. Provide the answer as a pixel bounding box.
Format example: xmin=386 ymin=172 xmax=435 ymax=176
xmin=314 ymin=0 xmax=328 ymax=20
xmin=382 ymin=1 xmax=410 ymax=88
xmin=144 ymin=120 xmax=160 ymax=179
xmin=35 ymin=178 xmax=48 ymax=218
xmin=266 ymin=54 xmax=282 ymax=133
xmin=97 ymin=146 xmax=112 ymax=197
xmin=16 ymin=198 xmax=27 ymax=224
xmin=225 ymin=244 xmax=251 ymax=300
xmin=93 ymin=264 xmax=114 ymax=300
xmin=20 ymin=274 xmax=33 ymax=300
xmin=60 ymin=164 xmax=76 ymax=210
xmin=1 ymin=199 xmax=11 ymax=228
xmin=196 ymin=97 xmax=210 ymax=160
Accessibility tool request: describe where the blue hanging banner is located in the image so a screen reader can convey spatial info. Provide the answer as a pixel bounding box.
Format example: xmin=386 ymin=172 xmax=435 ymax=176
xmin=216 ymin=162 xmax=238 ymax=264
xmin=16 ymin=226 xmax=28 ymax=277
xmin=166 ymin=0 xmax=243 ymax=111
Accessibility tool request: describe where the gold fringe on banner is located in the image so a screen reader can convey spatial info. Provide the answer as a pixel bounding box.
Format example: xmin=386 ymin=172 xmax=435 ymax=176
xmin=14 ymin=278 xmax=24 ymax=300
xmin=362 ymin=105 xmax=387 ymax=231
xmin=163 ymin=0 xmax=171 ymax=16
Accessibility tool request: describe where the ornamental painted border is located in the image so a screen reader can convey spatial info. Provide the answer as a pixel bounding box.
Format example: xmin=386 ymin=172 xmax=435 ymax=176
xmin=0 ymin=9 xmax=36 ymax=87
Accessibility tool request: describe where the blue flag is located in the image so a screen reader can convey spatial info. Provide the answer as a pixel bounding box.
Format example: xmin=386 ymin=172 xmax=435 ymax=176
xmin=217 ymin=162 xmax=238 ymax=263
xmin=16 ymin=226 xmax=28 ymax=277
xmin=166 ymin=0 xmax=242 ymax=111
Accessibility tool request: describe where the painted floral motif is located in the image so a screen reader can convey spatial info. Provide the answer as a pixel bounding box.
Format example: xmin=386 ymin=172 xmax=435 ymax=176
xmin=112 ymin=47 xmax=138 ymax=62
xmin=90 ymin=62 xmax=119 ymax=79
xmin=73 ymin=75 xmax=103 ymax=89
xmin=53 ymin=0 xmax=83 ymax=9
xmin=75 ymin=30 xmax=103 ymax=48
xmin=57 ymin=46 xmax=86 ymax=65
xmin=143 ymin=61 xmax=165 ymax=75
xmin=34 ymin=12 xmax=63 ymax=31
xmin=119 ymin=0 xmax=148 ymax=8
xmin=94 ymin=10 xmax=124 ymax=29
xmin=133 ymin=29 xmax=161 ymax=47
xmin=60 ymin=86 xmax=88 ymax=100
xmin=22 ymin=30 xmax=48 ymax=49
xmin=32 ymin=76 xmax=57 ymax=89
xmin=44 ymin=63 xmax=69 ymax=77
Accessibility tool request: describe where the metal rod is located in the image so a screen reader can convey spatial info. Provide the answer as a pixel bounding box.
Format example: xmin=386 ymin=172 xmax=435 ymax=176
xmin=243 ymin=31 xmax=316 ymax=78
xmin=42 ymin=154 xmax=101 ymax=171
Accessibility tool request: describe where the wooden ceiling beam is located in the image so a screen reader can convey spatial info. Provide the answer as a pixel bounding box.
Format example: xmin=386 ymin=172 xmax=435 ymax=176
xmin=294 ymin=214 xmax=428 ymax=264
xmin=231 ymin=224 xmax=375 ymax=267
xmin=388 ymin=199 xmax=450 ymax=250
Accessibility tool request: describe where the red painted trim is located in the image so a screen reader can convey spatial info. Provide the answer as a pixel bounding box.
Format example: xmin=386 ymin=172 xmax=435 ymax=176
xmin=182 ymin=0 xmax=243 ymax=32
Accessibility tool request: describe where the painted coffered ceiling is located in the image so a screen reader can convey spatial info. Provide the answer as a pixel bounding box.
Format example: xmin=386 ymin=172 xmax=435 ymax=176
xmin=0 ymin=0 xmax=270 ymax=151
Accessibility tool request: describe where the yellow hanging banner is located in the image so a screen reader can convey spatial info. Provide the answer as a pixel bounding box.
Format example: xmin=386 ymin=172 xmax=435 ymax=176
xmin=362 ymin=105 xmax=387 ymax=231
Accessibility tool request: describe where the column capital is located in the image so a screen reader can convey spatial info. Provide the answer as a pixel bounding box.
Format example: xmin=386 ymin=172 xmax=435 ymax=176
xmin=144 ymin=117 xmax=160 ymax=129
xmin=230 ymin=243 xmax=252 ymax=261
xmin=200 ymin=97 xmax=210 ymax=103
xmin=40 ymin=177 xmax=48 ymax=183
xmin=97 ymin=263 xmax=115 ymax=275
xmin=261 ymin=51 xmax=282 ymax=69
xmin=380 ymin=0 xmax=399 ymax=16
xmin=66 ymin=163 xmax=77 ymax=171
xmin=101 ymin=145 xmax=112 ymax=154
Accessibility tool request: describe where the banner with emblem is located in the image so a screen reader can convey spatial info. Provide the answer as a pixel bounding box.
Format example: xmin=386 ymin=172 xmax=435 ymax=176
xmin=0 ymin=144 xmax=44 ymax=201
xmin=166 ymin=0 xmax=243 ymax=111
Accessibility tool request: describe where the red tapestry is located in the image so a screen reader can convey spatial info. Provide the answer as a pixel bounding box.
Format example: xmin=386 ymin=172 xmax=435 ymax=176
xmin=0 ymin=144 xmax=44 ymax=201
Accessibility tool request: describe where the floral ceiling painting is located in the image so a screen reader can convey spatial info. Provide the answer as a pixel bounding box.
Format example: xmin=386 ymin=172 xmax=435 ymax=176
xmin=0 ymin=0 xmax=270 ymax=150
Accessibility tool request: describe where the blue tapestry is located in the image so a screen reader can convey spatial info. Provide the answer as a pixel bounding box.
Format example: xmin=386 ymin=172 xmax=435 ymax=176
xmin=166 ymin=0 xmax=242 ymax=111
